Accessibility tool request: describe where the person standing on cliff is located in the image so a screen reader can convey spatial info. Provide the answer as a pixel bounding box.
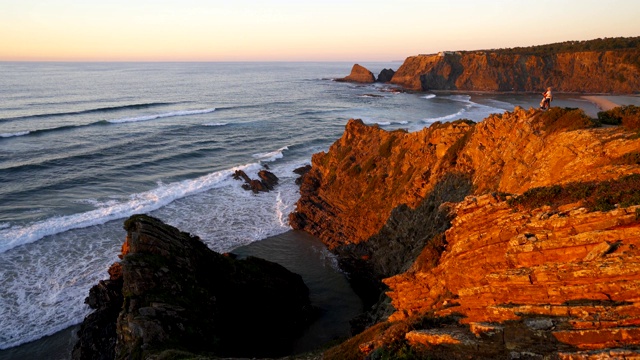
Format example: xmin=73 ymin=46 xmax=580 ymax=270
xmin=540 ymin=87 xmax=553 ymax=110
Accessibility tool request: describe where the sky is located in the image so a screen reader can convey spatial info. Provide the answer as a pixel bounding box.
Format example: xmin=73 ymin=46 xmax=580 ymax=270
xmin=1 ymin=0 xmax=639 ymax=62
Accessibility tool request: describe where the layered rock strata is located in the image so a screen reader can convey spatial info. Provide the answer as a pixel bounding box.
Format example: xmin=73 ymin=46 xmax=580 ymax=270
xmin=73 ymin=215 xmax=315 ymax=359
xmin=289 ymin=107 xmax=640 ymax=358
xmin=390 ymin=50 xmax=640 ymax=93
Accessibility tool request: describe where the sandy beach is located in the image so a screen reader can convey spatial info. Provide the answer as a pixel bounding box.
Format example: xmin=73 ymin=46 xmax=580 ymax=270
xmin=582 ymin=96 xmax=621 ymax=111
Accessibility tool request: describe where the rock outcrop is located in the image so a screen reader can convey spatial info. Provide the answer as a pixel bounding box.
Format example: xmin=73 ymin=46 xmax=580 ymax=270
xmin=289 ymin=106 xmax=640 ymax=358
xmin=336 ymin=64 xmax=376 ymax=83
xmin=233 ymin=169 xmax=279 ymax=193
xmin=376 ymin=68 xmax=395 ymax=83
xmin=73 ymin=215 xmax=315 ymax=359
xmin=390 ymin=50 xmax=640 ymax=93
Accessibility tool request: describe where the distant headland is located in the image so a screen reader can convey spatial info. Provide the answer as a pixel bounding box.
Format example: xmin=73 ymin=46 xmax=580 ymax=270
xmin=341 ymin=36 xmax=640 ymax=94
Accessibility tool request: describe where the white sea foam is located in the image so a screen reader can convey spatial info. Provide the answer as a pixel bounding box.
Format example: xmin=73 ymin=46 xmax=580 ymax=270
xmin=0 ymin=131 xmax=30 ymax=138
xmin=362 ymin=118 xmax=409 ymax=126
xmin=0 ymin=162 xmax=259 ymax=254
xmin=108 ymin=108 xmax=216 ymax=124
xmin=203 ymin=122 xmax=228 ymax=127
xmin=252 ymin=146 xmax=289 ymax=162
xmin=423 ymin=108 xmax=467 ymax=123
xmin=421 ymin=94 xmax=436 ymax=99
xmin=0 ymin=159 xmax=304 ymax=350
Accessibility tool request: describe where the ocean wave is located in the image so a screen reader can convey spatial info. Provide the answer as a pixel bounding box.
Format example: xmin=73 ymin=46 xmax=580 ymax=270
xmin=0 ymin=123 xmax=103 ymax=141
xmin=0 ymin=131 xmax=30 ymax=138
xmin=362 ymin=119 xmax=409 ymax=126
xmin=423 ymin=108 xmax=467 ymax=123
xmin=203 ymin=122 xmax=228 ymax=127
xmin=252 ymin=146 xmax=289 ymax=162
xmin=0 ymin=107 xmax=218 ymax=141
xmin=421 ymin=94 xmax=436 ymax=99
xmin=0 ymin=102 xmax=178 ymax=123
xmin=0 ymin=162 xmax=261 ymax=254
xmin=107 ymin=108 xmax=217 ymax=124
xmin=445 ymin=94 xmax=473 ymax=103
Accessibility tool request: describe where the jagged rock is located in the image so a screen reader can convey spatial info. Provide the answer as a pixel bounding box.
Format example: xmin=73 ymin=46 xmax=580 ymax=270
xmin=293 ymin=165 xmax=312 ymax=185
xmin=376 ymin=68 xmax=395 ymax=83
xmin=71 ymin=265 xmax=123 ymax=360
xmin=288 ymin=107 xmax=640 ymax=358
xmin=234 ymin=169 xmax=279 ymax=193
xmin=73 ymin=215 xmax=315 ymax=359
xmin=258 ymin=170 xmax=278 ymax=190
xmin=232 ymin=169 xmax=251 ymax=183
xmin=336 ymin=64 xmax=375 ymax=83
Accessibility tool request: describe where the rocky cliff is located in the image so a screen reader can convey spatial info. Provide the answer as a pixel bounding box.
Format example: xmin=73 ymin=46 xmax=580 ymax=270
xmin=290 ymin=106 xmax=640 ymax=358
xmin=390 ymin=50 xmax=640 ymax=93
xmin=73 ymin=215 xmax=315 ymax=360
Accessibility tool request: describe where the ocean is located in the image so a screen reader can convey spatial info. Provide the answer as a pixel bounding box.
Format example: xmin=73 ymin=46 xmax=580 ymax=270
xmin=0 ymin=61 xmax=609 ymax=356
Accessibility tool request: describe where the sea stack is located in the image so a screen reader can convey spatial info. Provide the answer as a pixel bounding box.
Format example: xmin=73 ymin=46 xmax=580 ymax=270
xmin=336 ymin=63 xmax=376 ymax=83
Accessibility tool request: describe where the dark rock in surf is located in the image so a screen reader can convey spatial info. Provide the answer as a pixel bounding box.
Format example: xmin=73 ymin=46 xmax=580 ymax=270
xmin=293 ymin=165 xmax=312 ymax=185
xmin=72 ymin=263 xmax=123 ymax=360
xmin=377 ymin=68 xmax=396 ymax=83
xmin=258 ymin=170 xmax=279 ymax=190
xmin=234 ymin=169 xmax=279 ymax=193
xmin=232 ymin=169 xmax=252 ymax=183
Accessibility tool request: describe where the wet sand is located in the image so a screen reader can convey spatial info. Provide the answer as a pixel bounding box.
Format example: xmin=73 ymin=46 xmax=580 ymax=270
xmin=581 ymin=95 xmax=620 ymax=111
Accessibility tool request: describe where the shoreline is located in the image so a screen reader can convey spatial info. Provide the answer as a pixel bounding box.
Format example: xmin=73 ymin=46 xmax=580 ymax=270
xmin=581 ymin=95 xmax=620 ymax=111
xmin=0 ymin=230 xmax=359 ymax=359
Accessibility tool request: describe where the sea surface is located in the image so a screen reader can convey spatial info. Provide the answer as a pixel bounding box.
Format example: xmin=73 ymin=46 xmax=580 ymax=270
xmin=0 ymin=61 xmax=620 ymax=356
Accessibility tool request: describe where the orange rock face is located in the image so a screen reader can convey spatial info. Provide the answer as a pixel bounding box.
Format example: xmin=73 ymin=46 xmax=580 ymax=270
xmin=290 ymin=107 xmax=640 ymax=248
xmin=336 ymin=64 xmax=376 ymax=84
xmin=295 ymin=107 xmax=640 ymax=358
xmin=390 ymin=50 xmax=640 ymax=92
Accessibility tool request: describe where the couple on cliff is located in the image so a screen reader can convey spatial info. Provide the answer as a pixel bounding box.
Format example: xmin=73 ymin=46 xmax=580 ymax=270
xmin=540 ymin=87 xmax=553 ymax=110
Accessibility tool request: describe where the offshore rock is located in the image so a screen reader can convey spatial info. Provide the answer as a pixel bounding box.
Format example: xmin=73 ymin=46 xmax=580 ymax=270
xmin=73 ymin=215 xmax=315 ymax=359
xmin=376 ymin=68 xmax=395 ymax=83
xmin=336 ymin=64 xmax=376 ymax=83
xmin=390 ymin=49 xmax=640 ymax=92
xmin=233 ymin=169 xmax=279 ymax=193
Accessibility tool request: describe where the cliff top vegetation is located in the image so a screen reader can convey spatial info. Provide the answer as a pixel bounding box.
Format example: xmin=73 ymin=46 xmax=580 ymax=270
xmin=475 ymin=36 xmax=640 ymax=56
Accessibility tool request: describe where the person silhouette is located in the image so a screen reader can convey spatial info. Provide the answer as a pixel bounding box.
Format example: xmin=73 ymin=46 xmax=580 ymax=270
xmin=540 ymin=87 xmax=553 ymax=110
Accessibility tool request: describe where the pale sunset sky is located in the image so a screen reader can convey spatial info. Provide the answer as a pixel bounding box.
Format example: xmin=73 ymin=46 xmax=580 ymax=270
xmin=1 ymin=0 xmax=639 ymax=62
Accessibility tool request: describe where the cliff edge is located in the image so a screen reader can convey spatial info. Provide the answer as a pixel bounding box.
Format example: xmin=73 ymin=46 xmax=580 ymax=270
xmin=290 ymin=106 xmax=640 ymax=358
xmin=390 ymin=49 xmax=640 ymax=93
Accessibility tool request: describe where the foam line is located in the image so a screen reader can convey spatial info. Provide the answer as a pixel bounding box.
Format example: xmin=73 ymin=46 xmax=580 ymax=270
xmin=107 ymin=108 xmax=217 ymax=124
xmin=0 ymin=162 xmax=259 ymax=254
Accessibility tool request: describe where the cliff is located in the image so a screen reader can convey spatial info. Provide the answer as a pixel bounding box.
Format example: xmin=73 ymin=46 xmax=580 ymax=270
xmin=390 ymin=50 xmax=640 ymax=93
xmin=289 ymin=106 xmax=640 ymax=358
xmin=73 ymin=215 xmax=315 ymax=359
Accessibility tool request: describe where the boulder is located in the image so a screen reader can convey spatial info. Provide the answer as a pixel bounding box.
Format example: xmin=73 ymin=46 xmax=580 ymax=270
xmin=336 ymin=64 xmax=375 ymax=83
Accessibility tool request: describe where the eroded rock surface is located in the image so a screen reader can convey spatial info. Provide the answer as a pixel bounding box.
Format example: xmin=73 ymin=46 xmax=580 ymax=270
xmin=390 ymin=50 xmax=640 ymax=92
xmin=289 ymin=106 xmax=640 ymax=359
xmin=73 ymin=215 xmax=315 ymax=359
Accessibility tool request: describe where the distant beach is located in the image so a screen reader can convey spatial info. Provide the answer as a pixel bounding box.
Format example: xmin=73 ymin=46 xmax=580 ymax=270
xmin=582 ymin=95 xmax=640 ymax=111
